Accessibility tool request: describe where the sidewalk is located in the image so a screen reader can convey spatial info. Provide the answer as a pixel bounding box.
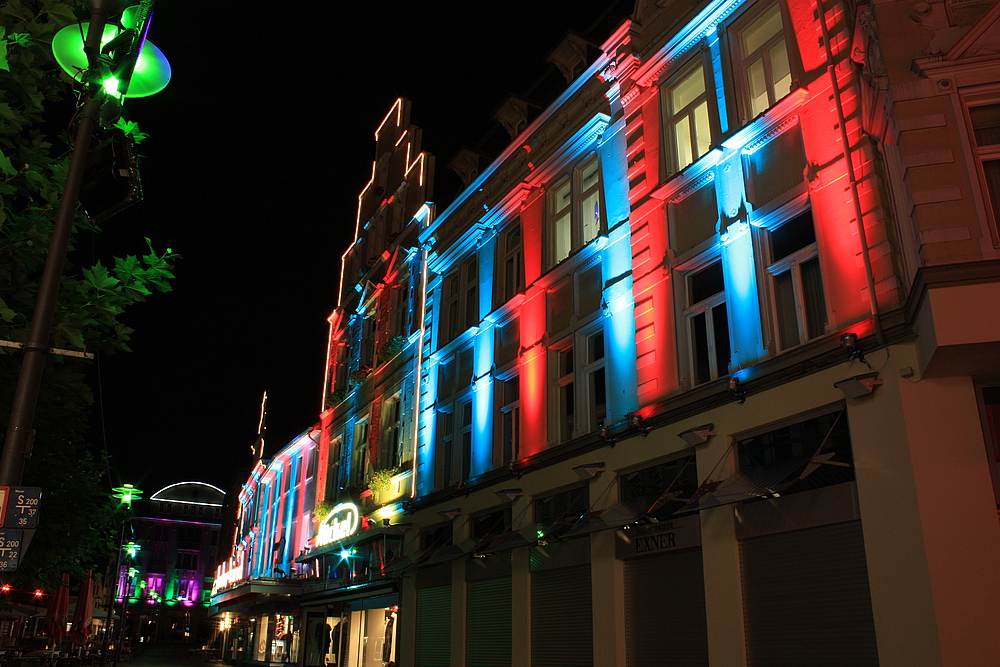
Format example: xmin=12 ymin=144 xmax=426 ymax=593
xmin=119 ymin=644 xmax=222 ymax=667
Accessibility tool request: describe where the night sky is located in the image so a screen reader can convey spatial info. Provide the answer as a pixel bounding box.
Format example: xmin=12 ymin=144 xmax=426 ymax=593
xmin=86 ymin=1 xmax=634 ymax=498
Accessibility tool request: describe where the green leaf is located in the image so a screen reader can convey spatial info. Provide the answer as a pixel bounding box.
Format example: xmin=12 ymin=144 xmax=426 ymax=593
xmin=0 ymin=147 xmax=16 ymax=176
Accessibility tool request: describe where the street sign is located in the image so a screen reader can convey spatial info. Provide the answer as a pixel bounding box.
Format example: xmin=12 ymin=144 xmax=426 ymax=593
xmin=1 ymin=486 xmax=41 ymax=529
xmin=0 ymin=528 xmax=23 ymax=572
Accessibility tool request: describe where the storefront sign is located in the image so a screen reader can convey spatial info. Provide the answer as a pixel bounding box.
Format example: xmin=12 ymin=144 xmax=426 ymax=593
xmin=616 ymin=517 xmax=701 ymax=559
xmin=316 ymin=503 xmax=360 ymax=547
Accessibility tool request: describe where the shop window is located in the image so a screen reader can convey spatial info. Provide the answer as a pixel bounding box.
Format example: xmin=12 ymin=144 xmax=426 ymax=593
xmin=731 ymin=1 xmax=795 ymax=121
xmin=535 ymin=485 xmax=589 ymax=541
xmin=546 ymin=155 xmax=604 ymax=269
xmin=551 ymin=327 xmax=606 ymax=444
xmin=737 ymin=406 xmax=854 ymax=497
xmin=496 ymin=220 xmax=524 ymax=306
xmin=663 ymin=56 xmax=715 ymax=174
xmin=967 ymin=101 xmax=1000 ymax=243
xmin=620 ymin=455 xmax=700 ymax=521
xmin=472 ymin=508 xmax=511 ymax=543
xmin=440 ymin=255 xmax=479 ymax=345
xmin=764 ymin=208 xmax=826 ymax=350
xmin=683 ymin=258 xmax=731 ymax=385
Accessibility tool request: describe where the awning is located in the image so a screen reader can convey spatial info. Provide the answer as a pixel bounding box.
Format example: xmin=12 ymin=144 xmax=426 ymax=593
xmin=561 ymin=502 xmax=641 ymax=538
xmin=472 ymin=528 xmax=537 ymax=556
xmin=675 ymin=452 xmax=844 ymax=514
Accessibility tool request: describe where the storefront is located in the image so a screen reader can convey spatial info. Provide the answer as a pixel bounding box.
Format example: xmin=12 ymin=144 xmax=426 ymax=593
xmin=296 ymin=516 xmax=403 ymax=667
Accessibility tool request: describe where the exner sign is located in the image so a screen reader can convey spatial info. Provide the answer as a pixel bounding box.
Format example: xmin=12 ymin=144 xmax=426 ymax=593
xmin=316 ymin=503 xmax=360 ymax=547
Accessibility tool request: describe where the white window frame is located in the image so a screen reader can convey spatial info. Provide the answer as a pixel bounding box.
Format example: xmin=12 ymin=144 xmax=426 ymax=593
xmin=681 ymin=256 xmax=731 ymax=386
xmin=964 ymin=95 xmax=1000 ymax=247
xmin=730 ymin=0 xmax=796 ymax=123
xmin=760 ymin=205 xmax=828 ymax=351
xmin=440 ymin=255 xmax=479 ymax=344
xmin=546 ymin=154 xmax=605 ymax=269
xmin=550 ymin=325 xmax=607 ymax=444
xmin=350 ymin=418 xmax=370 ymax=489
xmin=380 ymin=393 xmax=403 ymax=468
xmin=662 ymin=53 xmax=716 ymax=175
xmin=496 ymin=373 xmax=520 ymax=466
xmin=496 ymin=220 xmax=525 ymax=306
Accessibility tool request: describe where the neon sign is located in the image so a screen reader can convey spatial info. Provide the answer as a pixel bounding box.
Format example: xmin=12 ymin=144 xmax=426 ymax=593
xmin=316 ymin=503 xmax=360 ymax=547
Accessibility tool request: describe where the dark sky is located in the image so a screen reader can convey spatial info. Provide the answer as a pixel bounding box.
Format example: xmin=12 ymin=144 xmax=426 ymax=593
xmin=88 ymin=1 xmax=634 ymax=498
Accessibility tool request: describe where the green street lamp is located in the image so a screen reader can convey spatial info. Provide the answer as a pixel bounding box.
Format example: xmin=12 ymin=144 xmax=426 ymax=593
xmin=112 ymin=484 xmax=143 ymax=508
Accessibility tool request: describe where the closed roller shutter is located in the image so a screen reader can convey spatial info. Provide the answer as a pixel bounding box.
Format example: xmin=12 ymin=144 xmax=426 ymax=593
xmin=741 ymin=520 xmax=878 ymax=666
xmin=531 ymin=564 xmax=592 ymax=667
xmin=466 ymin=577 xmax=512 ymax=667
xmin=624 ymin=548 xmax=708 ymax=666
xmin=414 ymin=585 xmax=451 ymax=667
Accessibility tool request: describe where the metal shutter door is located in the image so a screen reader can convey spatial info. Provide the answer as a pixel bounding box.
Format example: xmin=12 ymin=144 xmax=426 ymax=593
xmin=741 ymin=520 xmax=879 ymax=666
xmin=531 ymin=564 xmax=592 ymax=667
xmin=466 ymin=577 xmax=512 ymax=667
xmin=414 ymin=585 xmax=451 ymax=667
xmin=624 ymin=548 xmax=709 ymax=666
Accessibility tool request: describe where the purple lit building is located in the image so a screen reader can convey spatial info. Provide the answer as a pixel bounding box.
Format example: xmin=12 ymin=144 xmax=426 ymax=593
xmin=123 ymin=481 xmax=225 ymax=645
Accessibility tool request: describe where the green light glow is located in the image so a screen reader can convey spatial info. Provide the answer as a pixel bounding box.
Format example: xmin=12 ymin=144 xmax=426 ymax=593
xmin=50 ymin=22 xmax=170 ymax=98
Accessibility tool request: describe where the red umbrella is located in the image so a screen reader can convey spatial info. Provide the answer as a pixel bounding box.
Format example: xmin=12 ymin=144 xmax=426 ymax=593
xmin=70 ymin=570 xmax=94 ymax=645
xmin=44 ymin=573 xmax=70 ymax=647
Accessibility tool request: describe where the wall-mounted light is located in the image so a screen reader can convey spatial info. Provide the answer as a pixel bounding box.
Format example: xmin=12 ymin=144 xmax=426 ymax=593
xmin=678 ymin=424 xmax=716 ymax=446
xmin=573 ymin=463 xmax=606 ymax=480
xmin=840 ymin=332 xmax=868 ymax=365
xmin=437 ymin=508 xmax=462 ymax=520
xmin=834 ymin=372 xmax=883 ymax=398
xmin=628 ymin=413 xmax=652 ymax=436
xmin=495 ymin=488 xmax=523 ymax=501
xmin=727 ymin=377 xmax=747 ymax=404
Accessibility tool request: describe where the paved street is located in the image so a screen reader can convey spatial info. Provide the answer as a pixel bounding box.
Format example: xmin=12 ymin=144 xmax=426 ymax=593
xmin=117 ymin=644 xmax=222 ymax=667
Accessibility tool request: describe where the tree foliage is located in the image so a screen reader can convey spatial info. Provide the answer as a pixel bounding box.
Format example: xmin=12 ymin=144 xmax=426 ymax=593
xmin=0 ymin=0 xmax=179 ymax=587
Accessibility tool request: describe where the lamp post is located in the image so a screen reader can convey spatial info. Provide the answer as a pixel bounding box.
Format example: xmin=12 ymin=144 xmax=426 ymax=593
xmin=0 ymin=0 xmax=170 ymax=487
xmin=99 ymin=484 xmax=142 ymax=667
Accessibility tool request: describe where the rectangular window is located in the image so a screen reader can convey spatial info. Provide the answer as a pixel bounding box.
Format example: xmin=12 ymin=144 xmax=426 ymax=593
xmin=620 ymin=455 xmax=699 ymax=521
xmin=685 ymin=260 xmax=731 ymax=385
xmin=664 ymin=58 xmax=714 ymax=173
xmin=547 ymin=262 xmax=604 ymax=337
xmin=440 ymin=255 xmax=479 ymax=344
xmin=496 ymin=221 xmax=525 ymax=306
xmin=551 ymin=328 xmax=608 ymax=443
xmin=495 ymin=318 xmax=520 ymax=369
xmin=968 ymin=102 xmax=1000 ymax=243
xmin=497 ymin=375 xmax=520 ymax=465
xmin=436 ymin=346 xmax=473 ymax=488
xmin=547 ymin=155 xmax=604 ymax=268
xmin=534 ymin=485 xmax=589 ymax=541
xmin=737 ymin=407 xmax=854 ymax=496
xmin=381 ymin=394 xmax=402 ymax=468
xmin=766 ymin=210 xmax=826 ymax=350
xmin=733 ymin=2 xmax=794 ymax=121
xmin=351 ymin=420 xmax=370 ymax=489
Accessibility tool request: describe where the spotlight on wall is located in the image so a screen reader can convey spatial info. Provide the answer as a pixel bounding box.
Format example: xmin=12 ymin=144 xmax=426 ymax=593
xmin=727 ymin=377 xmax=747 ymax=404
xmin=437 ymin=508 xmax=462 ymax=520
xmin=678 ymin=424 xmax=717 ymax=446
xmin=627 ymin=413 xmax=652 ymax=436
xmin=834 ymin=372 xmax=883 ymax=398
xmin=840 ymin=332 xmax=868 ymax=365
xmin=495 ymin=488 xmax=523 ymax=501
xmin=572 ymin=462 xmax=606 ymax=480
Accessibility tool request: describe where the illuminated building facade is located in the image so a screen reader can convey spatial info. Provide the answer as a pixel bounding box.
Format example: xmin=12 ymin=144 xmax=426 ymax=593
xmin=125 ymin=481 xmax=224 ymax=644
xmin=210 ymin=428 xmax=318 ymax=665
xmin=218 ymin=0 xmax=1000 ymax=664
